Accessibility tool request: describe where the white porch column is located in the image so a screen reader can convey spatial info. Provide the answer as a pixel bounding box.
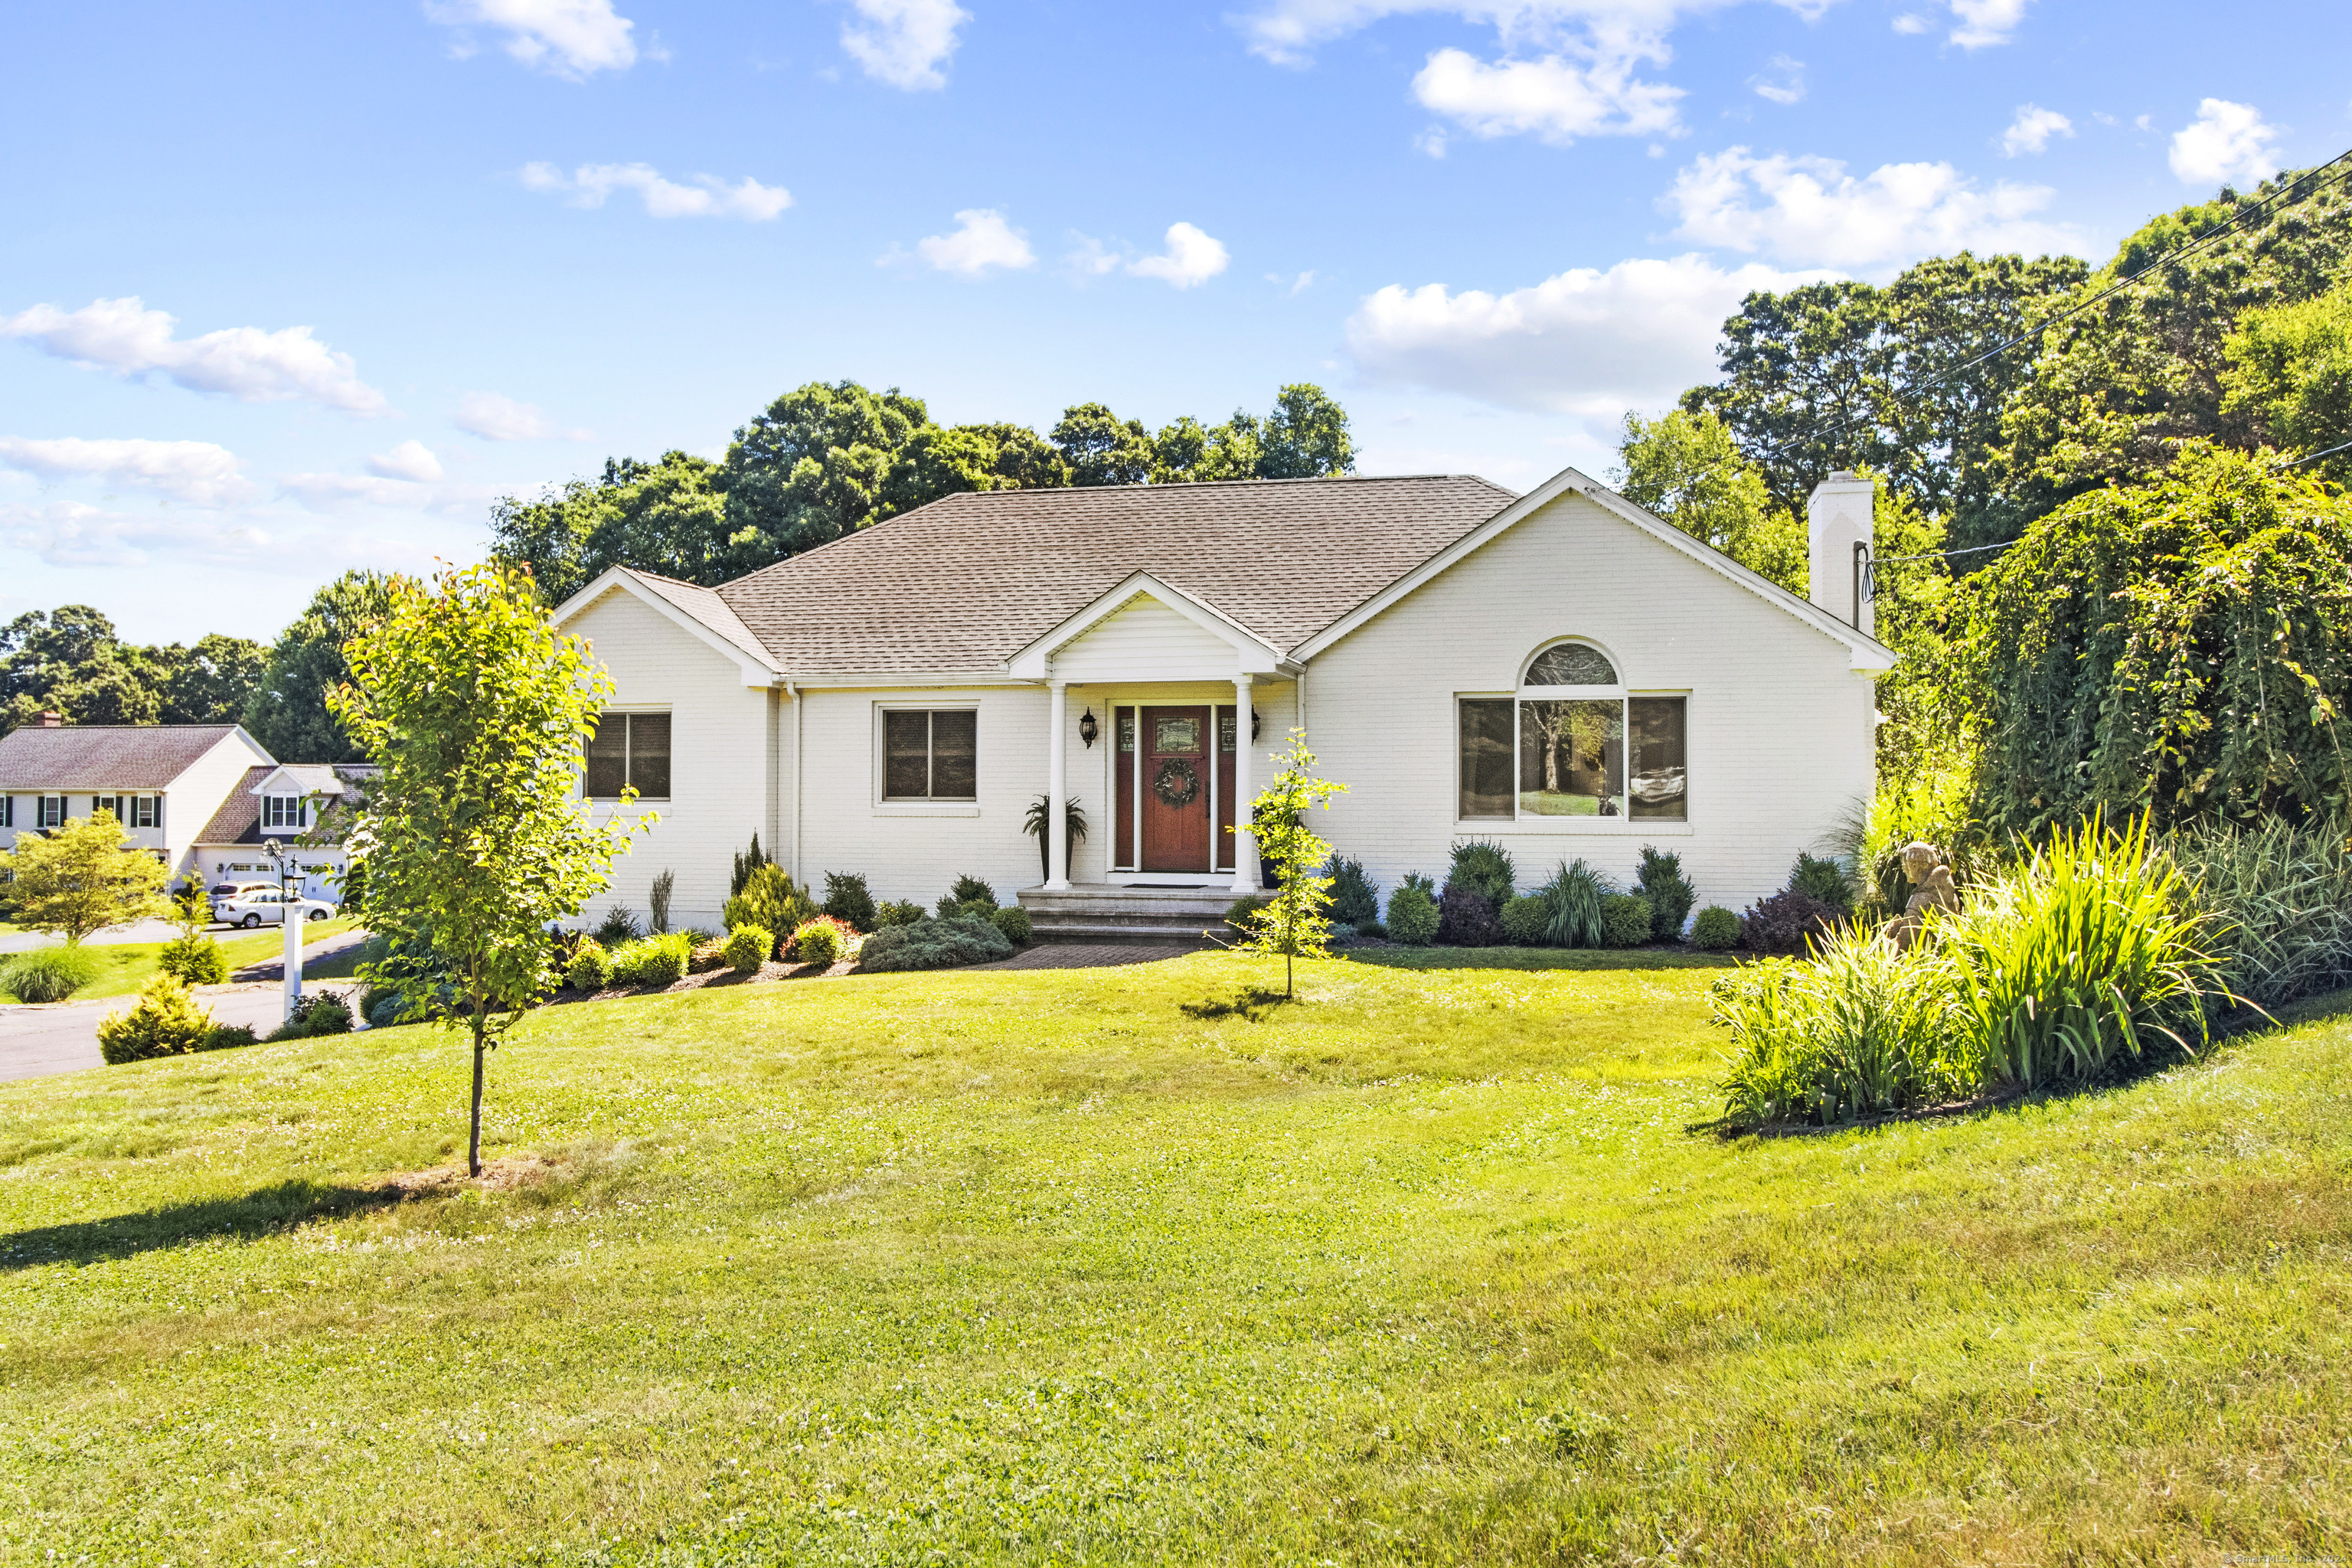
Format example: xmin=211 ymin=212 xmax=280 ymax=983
xmin=1046 ymin=678 xmax=1070 ymax=890
xmin=1230 ymin=674 xmax=1256 ymax=893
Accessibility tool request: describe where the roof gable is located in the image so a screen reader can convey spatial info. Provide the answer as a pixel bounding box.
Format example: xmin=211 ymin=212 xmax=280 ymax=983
xmin=1292 ymin=467 xmax=1898 ymax=671
xmin=1008 ymin=573 xmax=1287 ymax=680
xmin=551 ymin=567 xmax=782 ymax=686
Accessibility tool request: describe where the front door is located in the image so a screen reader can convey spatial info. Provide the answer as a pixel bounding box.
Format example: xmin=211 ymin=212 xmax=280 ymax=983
xmin=1139 ymin=705 xmax=1211 ymax=873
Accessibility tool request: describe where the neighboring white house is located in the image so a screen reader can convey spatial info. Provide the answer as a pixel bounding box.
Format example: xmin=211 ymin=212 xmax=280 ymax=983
xmin=551 ymin=466 xmax=1894 ymax=938
xmin=0 ymin=720 xmax=275 ymax=879
xmin=191 ymin=763 xmax=377 ymax=902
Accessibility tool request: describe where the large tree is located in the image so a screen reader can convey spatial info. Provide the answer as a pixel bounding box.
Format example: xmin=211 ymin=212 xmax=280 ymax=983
xmin=332 ymin=564 xmax=645 ymax=1177
xmin=243 ymin=570 xmax=401 ymax=763
xmin=2222 ymin=278 xmax=2352 ymax=482
xmin=0 ymin=608 xmax=264 ymax=734
xmin=1613 ymin=410 xmax=1805 ymax=591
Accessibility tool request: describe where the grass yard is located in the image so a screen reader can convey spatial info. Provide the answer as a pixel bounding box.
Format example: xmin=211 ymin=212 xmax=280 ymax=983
xmin=3 ymin=917 xmax=359 ymax=1002
xmin=3 ymin=951 xmax=2349 ymax=1564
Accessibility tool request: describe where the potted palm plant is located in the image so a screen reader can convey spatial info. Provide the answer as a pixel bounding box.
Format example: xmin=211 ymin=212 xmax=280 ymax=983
xmin=1023 ymin=795 xmax=1088 ymax=884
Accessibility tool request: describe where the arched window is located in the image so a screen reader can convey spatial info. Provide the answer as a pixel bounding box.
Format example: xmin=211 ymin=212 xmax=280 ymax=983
xmin=1456 ymin=641 xmax=1687 ymax=823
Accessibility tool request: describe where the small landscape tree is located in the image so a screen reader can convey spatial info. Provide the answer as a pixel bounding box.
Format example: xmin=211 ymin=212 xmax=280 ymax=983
xmin=330 ymin=564 xmax=649 ymax=1177
xmin=1229 ymin=731 xmax=1347 ymax=998
xmin=0 ymin=809 xmax=170 ymax=943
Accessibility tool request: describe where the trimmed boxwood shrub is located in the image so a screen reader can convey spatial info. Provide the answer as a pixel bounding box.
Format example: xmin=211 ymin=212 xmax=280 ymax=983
xmin=158 ymin=932 xmax=231 ymax=986
xmin=724 ymin=925 xmax=771 ymax=973
xmin=991 ymin=906 xmax=1034 ymax=946
xmin=610 ymin=933 xmax=692 ymax=988
xmin=1601 ymin=893 xmax=1655 ymax=949
xmin=1436 ymin=886 xmax=1504 ymax=946
xmin=858 ymin=915 xmax=1014 ymax=972
xmin=1328 ymin=857 xmax=1380 ymax=926
xmin=0 ymin=946 xmax=100 ymax=1004
xmin=1225 ymin=895 xmax=1268 ymax=936
xmin=1691 ymin=906 xmax=1742 ymax=950
xmin=1742 ymin=890 xmax=1842 ymax=956
xmin=1500 ymin=895 xmax=1552 ymax=946
xmin=1385 ymin=884 xmax=1439 ymax=946
xmin=791 ymin=916 xmax=858 ymax=966
xmin=564 ymin=941 xmax=613 ymax=991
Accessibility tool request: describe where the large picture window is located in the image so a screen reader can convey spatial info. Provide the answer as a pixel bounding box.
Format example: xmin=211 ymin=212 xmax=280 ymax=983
xmin=882 ymin=709 xmax=977 ymax=801
xmin=1459 ymin=641 xmax=1687 ymax=822
xmin=585 ymin=710 xmax=671 ymax=800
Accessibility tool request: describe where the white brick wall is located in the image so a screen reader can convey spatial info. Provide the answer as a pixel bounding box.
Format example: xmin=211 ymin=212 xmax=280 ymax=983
xmin=569 ymin=586 xmax=775 ymax=932
xmin=1305 ymin=489 xmax=1875 ymax=922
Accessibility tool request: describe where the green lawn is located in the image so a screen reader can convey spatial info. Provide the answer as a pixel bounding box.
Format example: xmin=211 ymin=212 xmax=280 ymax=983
xmin=4 ymin=917 xmax=359 ymax=1002
xmin=3 ymin=952 xmax=2348 ymax=1564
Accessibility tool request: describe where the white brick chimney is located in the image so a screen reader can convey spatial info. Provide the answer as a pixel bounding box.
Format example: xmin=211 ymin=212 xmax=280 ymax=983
xmin=1807 ymin=470 xmax=1875 ymax=635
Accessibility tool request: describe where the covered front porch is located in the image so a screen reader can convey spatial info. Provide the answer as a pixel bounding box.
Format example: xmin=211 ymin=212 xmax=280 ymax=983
xmin=1007 ymin=570 xmax=1299 ymax=900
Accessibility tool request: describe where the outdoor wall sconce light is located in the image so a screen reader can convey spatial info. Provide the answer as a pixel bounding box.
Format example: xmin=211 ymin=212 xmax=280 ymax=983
xmin=1251 ymin=707 xmax=1262 ymax=740
xmin=1080 ymin=707 xmax=1098 ymax=747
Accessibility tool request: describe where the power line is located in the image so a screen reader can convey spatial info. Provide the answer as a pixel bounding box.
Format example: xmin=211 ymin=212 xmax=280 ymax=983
xmin=2276 ymin=436 xmax=2352 ymax=471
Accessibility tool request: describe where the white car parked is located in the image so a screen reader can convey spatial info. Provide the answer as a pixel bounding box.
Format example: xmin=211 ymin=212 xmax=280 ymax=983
xmin=215 ymin=887 xmax=338 ymax=927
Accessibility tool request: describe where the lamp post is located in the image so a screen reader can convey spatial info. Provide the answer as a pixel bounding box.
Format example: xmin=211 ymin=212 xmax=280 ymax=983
xmin=264 ymin=838 xmax=301 ymax=1024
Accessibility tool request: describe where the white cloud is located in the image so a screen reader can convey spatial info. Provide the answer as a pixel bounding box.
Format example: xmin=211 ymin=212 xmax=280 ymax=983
xmin=0 ymin=499 xmax=275 ymax=570
xmin=1890 ymin=11 xmax=1931 ymax=30
xmin=909 ymin=210 xmax=1037 ymax=276
xmin=1662 ymin=146 xmax=2085 ymax=273
xmin=367 ymin=439 xmax=443 ymax=482
xmin=2170 ymin=99 xmax=2282 ymax=187
xmin=841 ymin=0 xmax=969 ymax=90
xmin=0 ymin=436 xmax=255 ymax=506
xmin=1412 ymin=47 xmax=1683 ymax=143
xmin=1945 ymin=0 xmax=2028 ymax=47
xmin=425 ymin=0 xmax=639 ymax=78
xmin=1128 ymin=224 xmax=1230 ymax=289
xmin=276 ymin=472 xmax=495 ymax=516
xmin=1749 ymin=54 xmax=1804 ymax=106
xmin=0 ymin=297 xmax=388 ymax=416
xmin=1999 ymin=104 xmax=2072 ymax=156
xmin=1347 ymin=253 xmax=1832 ymax=419
xmin=452 ymin=391 xmax=586 ymax=442
xmin=520 ymin=162 xmax=792 ymax=220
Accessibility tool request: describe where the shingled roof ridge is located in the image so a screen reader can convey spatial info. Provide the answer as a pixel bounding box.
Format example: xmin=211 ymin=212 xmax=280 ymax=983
xmin=713 ymin=472 xmax=1519 ymax=600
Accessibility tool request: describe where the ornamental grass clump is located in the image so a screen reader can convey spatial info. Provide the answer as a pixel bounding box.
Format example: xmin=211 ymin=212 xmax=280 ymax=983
xmin=1536 ymin=859 xmax=1610 ymax=949
xmin=1715 ymin=923 xmax=1971 ymax=1129
xmin=0 ymin=946 xmax=100 ymax=1003
xmin=2167 ymin=816 xmax=2352 ymax=1007
xmin=1940 ymin=814 xmax=2227 ymax=1092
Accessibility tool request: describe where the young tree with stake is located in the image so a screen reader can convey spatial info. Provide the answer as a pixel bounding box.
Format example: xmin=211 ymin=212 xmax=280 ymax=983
xmin=1229 ymin=730 xmax=1346 ymax=998
xmin=330 ymin=564 xmax=648 ymax=1177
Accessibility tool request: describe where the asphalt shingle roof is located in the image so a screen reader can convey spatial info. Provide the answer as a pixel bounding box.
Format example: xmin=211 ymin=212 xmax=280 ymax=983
xmin=707 ymin=475 xmax=1518 ymax=675
xmin=193 ymin=764 xmax=379 ymax=845
xmin=626 ymin=572 xmax=778 ymax=669
xmin=0 ymin=724 xmax=246 ymax=789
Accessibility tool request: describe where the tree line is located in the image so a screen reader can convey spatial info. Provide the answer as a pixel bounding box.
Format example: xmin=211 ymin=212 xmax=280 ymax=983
xmin=1611 ymin=162 xmax=2352 ymax=842
xmin=488 ymin=381 xmax=1357 ymax=603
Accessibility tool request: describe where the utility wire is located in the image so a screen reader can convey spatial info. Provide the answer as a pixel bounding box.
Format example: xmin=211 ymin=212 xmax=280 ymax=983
xmin=2276 ymin=436 xmax=2352 ymax=471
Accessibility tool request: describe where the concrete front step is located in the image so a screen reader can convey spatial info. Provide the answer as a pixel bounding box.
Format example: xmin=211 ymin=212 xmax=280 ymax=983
xmin=1017 ymin=883 xmax=1256 ymax=946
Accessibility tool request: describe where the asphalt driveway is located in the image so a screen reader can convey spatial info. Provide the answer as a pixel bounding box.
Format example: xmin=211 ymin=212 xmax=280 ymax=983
xmin=0 ymin=982 xmax=365 ymax=1083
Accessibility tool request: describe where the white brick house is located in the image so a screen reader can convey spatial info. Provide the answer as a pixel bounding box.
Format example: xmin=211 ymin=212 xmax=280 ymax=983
xmin=552 ymin=466 xmax=1893 ymax=936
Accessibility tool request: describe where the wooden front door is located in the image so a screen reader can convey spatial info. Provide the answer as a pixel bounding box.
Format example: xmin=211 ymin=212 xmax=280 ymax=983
xmin=1139 ymin=705 xmax=1211 ymax=873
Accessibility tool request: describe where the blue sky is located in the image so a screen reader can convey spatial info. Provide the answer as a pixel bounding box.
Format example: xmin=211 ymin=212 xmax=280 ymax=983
xmin=0 ymin=0 xmax=2337 ymax=642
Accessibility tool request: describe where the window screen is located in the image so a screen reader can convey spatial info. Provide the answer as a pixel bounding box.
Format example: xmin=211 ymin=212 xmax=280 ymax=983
xmin=1457 ymin=699 xmax=1514 ymax=819
xmin=883 ymin=710 xmax=978 ymax=800
xmin=583 ymin=712 xmax=671 ymax=799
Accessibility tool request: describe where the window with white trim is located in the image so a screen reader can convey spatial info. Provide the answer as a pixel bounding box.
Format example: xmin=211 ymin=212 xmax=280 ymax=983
xmin=584 ymin=711 xmax=671 ymax=800
xmin=880 ymin=708 xmax=978 ymax=801
xmin=131 ymin=795 xmax=159 ymax=829
xmin=262 ymin=794 xmax=308 ymax=830
xmin=38 ymin=795 xmax=64 ymax=829
xmin=0 ymin=796 xmax=11 ymax=828
xmin=1458 ymin=641 xmax=1687 ymax=822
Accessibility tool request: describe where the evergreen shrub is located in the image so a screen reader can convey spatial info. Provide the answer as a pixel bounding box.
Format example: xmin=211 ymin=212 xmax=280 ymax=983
xmin=791 ymin=916 xmax=858 ymax=966
xmin=1635 ymin=846 xmax=1697 ymax=940
xmin=858 ymin=915 xmax=1013 ymax=972
xmin=1500 ymin=895 xmax=1553 ymax=946
xmin=268 ymin=993 xmax=354 ymax=1041
xmin=723 ymin=926 xmax=770 ymax=973
xmin=1790 ymin=852 xmax=1854 ymax=913
xmin=97 ymin=973 xmax=214 ymax=1063
xmin=564 ymin=941 xmax=613 ymax=991
xmin=1436 ymin=886 xmax=1504 ymax=946
xmin=158 ymin=932 xmax=231 ymax=986
xmin=991 ymin=906 xmax=1033 ymax=946
xmin=1327 ymin=857 xmax=1380 ymax=926
xmin=1446 ymin=840 xmax=1515 ymax=906
xmin=609 ymin=933 xmax=691 ymax=988
xmin=1385 ymin=884 xmax=1439 ymax=946
xmin=1690 ymin=906 xmax=1742 ymax=950
xmin=874 ymin=900 xmax=926 ymax=929
xmin=822 ymin=872 xmax=877 ymax=932
xmin=1601 ymin=893 xmax=1655 ymax=949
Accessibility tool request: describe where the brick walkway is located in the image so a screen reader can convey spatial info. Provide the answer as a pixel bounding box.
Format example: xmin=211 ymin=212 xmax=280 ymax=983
xmin=972 ymin=942 xmax=1199 ymax=970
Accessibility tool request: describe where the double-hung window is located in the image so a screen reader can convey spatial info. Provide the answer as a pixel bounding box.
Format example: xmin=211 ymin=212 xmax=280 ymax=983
xmin=584 ymin=711 xmax=671 ymax=800
xmin=130 ymin=795 xmax=159 ymax=829
xmin=881 ymin=709 xmax=978 ymax=801
xmin=261 ymin=794 xmax=306 ymax=830
xmin=1459 ymin=641 xmax=1687 ymax=822
xmin=38 ymin=795 xmax=65 ymax=829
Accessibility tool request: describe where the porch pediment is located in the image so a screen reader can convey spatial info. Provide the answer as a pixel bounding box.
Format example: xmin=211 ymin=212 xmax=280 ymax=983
xmin=1004 ymin=572 xmax=1290 ymax=681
